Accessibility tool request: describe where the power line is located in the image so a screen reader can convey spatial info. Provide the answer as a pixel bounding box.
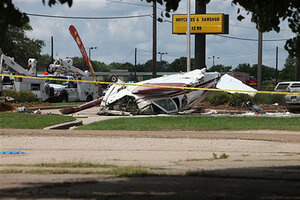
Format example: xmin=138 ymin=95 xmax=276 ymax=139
xmin=229 ymin=24 xmax=256 ymax=30
xmin=215 ymin=35 xmax=289 ymax=42
xmin=107 ymin=0 xmax=152 ymax=8
xmin=140 ymin=49 xmax=174 ymax=56
xmin=120 ymin=49 xmax=134 ymax=63
xmin=278 ymin=47 xmax=288 ymax=52
xmin=165 ymin=54 xmax=180 ymax=58
xmin=139 ymin=49 xmax=152 ymax=53
xmin=230 ymin=24 xmax=292 ymax=32
xmin=106 ymin=0 xmax=166 ymax=11
xmin=26 ymin=12 xmax=152 ymax=20
xmin=219 ymin=48 xmax=274 ymax=59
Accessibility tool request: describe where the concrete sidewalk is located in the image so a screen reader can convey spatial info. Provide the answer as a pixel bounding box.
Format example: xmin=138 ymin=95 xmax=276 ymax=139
xmin=41 ymin=106 xmax=128 ymax=129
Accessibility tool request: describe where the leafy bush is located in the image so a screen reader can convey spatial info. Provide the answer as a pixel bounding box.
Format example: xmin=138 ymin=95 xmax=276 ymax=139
xmin=4 ymin=90 xmax=36 ymax=102
xmin=204 ymin=92 xmax=285 ymax=107
xmin=228 ymin=93 xmax=253 ymax=107
xmin=253 ymin=94 xmax=285 ymax=105
xmin=4 ymin=90 xmax=18 ymax=100
xmin=205 ymin=92 xmax=231 ymax=106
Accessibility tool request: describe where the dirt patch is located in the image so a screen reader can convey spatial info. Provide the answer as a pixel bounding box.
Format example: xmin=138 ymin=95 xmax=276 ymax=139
xmin=13 ymin=102 xmax=52 ymax=108
xmin=1 ymin=129 xmax=300 ymax=142
xmin=0 ymin=102 xmax=56 ymax=112
xmin=1 ymin=129 xmax=300 ymax=199
xmin=0 ymin=102 xmax=14 ymax=111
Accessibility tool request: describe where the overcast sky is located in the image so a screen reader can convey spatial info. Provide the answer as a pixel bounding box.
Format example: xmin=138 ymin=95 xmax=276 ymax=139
xmin=13 ymin=0 xmax=295 ymax=70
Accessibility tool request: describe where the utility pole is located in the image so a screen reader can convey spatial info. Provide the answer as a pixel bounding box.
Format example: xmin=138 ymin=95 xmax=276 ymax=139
xmin=208 ymin=56 xmax=219 ymax=66
xmin=275 ymin=46 xmax=278 ymax=84
xmin=0 ymin=48 xmax=3 ymax=98
xmin=187 ymin=0 xmax=191 ymax=72
xmin=88 ymin=47 xmax=97 ymax=60
xmin=158 ymin=52 xmax=167 ymax=63
xmin=134 ymin=48 xmax=137 ymax=81
xmin=158 ymin=52 xmax=167 ymax=71
xmin=195 ymin=0 xmax=206 ymax=69
xmin=51 ymin=36 xmax=54 ymax=63
xmin=257 ymin=31 xmax=263 ymax=90
xmin=296 ymin=57 xmax=300 ymax=81
xmin=295 ymin=34 xmax=300 ymax=81
xmin=152 ymin=0 xmax=157 ymax=78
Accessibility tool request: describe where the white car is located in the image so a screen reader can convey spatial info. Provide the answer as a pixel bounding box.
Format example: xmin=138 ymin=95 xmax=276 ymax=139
xmin=274 ymin=81 xmax=300 ymax=92
xmin=275 ymin=81 xmax=300 ymax=112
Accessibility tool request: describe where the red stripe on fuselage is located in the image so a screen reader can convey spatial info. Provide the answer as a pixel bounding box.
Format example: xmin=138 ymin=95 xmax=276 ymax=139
xmin=132 ymin=83 xmax=187 ymax=94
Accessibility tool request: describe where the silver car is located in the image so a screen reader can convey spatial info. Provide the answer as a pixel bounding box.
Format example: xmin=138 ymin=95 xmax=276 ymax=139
xmin=275 ymin=82 xmax=300 ymax=112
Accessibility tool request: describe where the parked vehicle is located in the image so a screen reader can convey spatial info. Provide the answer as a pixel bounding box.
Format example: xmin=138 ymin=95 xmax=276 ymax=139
xmin=0 ymin=53 xmax=49 ymax=101
xmin=274 ymin=81 xmax=300 ymax=112
xmin=0 ymin=53 xmax=102 ymax=102
xmin=45 ymin=58 xmax=102 ymax=102
xmin=274 ymin=81 xmax=300 ymax=92
xmin=45 ymin=75 xmax=101 ymax=102
xmin=227 ymin=72 xmax=257 ymax=86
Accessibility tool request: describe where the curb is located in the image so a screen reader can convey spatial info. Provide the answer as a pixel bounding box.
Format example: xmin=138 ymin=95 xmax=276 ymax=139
xmin=43 ymin=120 xmax=83 ymax=130
xmin=203 ymin=109 xmax=287 ymax=114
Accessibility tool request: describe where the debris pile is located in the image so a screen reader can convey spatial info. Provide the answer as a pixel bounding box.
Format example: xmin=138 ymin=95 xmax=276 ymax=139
xmin=0 ymin=102 xmax=14 ymax=112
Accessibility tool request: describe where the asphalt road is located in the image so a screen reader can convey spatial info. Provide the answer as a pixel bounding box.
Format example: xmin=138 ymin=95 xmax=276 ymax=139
xmin=1 ymin=128 xmax=300 ymax=199
xmin=2 ymin=103 xmax=300 ymax=200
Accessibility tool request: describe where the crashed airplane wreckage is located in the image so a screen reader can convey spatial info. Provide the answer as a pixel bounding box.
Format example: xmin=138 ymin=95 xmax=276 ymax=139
xmin=60 ymin=69 xmax=257 ymax=115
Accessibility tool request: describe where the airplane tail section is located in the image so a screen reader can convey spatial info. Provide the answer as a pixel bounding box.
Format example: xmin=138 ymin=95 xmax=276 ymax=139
xmin=216 ymin=74 xmax=257 ymax=97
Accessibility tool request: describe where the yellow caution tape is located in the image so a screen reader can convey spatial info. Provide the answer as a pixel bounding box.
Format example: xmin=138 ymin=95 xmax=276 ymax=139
xmin=1 ymin=73 xmax=300 ymax=95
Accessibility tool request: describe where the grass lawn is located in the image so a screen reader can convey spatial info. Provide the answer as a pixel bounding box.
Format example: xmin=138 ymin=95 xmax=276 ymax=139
xmin=77 ymin=116 xmax=300 ymax=131
xmin=0 ymin=112 xmax=75 ymax=129
xmin=0 ymin=162 xmax=150 ymax=177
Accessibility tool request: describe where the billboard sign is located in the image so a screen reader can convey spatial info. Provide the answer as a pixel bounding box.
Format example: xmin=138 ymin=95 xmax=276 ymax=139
xmin=172 ymin=14 xmax=229 ymax=34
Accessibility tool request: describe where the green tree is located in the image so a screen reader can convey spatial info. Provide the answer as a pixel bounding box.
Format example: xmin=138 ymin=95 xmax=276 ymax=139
xmin=167 ymin=57 xmax=187 ymax=72
xmin=109 ymin=62 xmax=122 ymax=70
xmin=72 ymin=56 xmax=110 ymax=72
xmin=234 ymin=63 xmax=275 ymax=81
xmin=279 ymin=55 xmax=296 ymax=81
xmin=108 ymin=62 xmax=137 ymax=72
xmin=72 ymin=57 xmax=86 ymax=71
xmin=207 ymin=64 xmax=232 ymax=73
xmin=157 ymin=60 xmax=169 ymax=72
xmin=122 ymin=62 xmax=135 ymax=72
xmin=2 ymin=0 xmax=299 ymax=56
xmin=37 ymin=54 xmax=52 ymax=71
xmin=143 ymin=60 xmax=153 ymax=72
xmin=252 ymin=64 xmax=275 ymax=81
xmin=136 ymin=63 xmax=145 ymax=72
xmin=165 ymin=57 xmax=196 ymax=72
xmin=0 ymin=25 xmax=45 ymax=67
xmin=92 ymin=60 xmax=109 ymax=72
xmin=234 ymin=63 xmax=252 ymax=74
xmin=0 ymin=0 xmax=29 ymax=39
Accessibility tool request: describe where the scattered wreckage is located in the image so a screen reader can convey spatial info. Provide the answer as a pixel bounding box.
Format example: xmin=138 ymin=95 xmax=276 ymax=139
xmin=60 ymin=69 xmax=257 ymax=115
